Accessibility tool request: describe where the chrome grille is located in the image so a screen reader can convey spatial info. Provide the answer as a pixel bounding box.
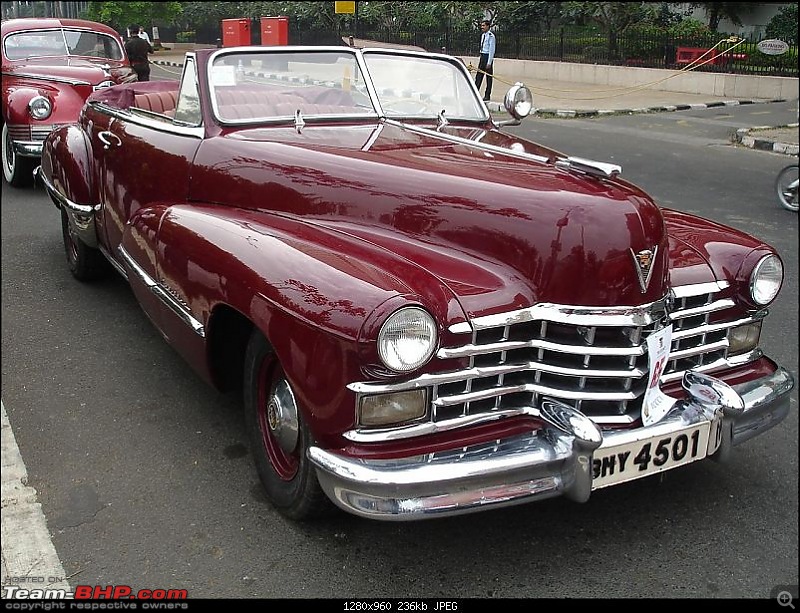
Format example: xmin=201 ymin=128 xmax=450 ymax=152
xmin=7 ymin=125 xmax=31 ymax=140
xmin=348 ymin=281 xmax=761 ymax=441
xmin=7 ymin=124 xmax=62 ymax=142
xmin=30 ymin=124 xmax=62 ymax=142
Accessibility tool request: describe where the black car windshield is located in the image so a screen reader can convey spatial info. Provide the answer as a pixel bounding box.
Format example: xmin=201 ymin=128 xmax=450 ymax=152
xmin=4 ymin=29 xmax=124 ymax=60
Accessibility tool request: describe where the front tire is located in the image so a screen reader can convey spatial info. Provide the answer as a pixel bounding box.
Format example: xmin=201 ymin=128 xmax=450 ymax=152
xmin=243 ymin=329 xmax=333 ymax=520
xmin=60 ymin=209 xmax=109 ymax=281
xmin=2 ymin=123 xmax=35 ymax=187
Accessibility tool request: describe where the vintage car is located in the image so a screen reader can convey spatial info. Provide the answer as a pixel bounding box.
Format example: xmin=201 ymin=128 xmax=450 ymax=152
xmin=36 ymin=46 xmax=794 ymax=521
xmin=1 ymin=17 xmax=134 ymax=186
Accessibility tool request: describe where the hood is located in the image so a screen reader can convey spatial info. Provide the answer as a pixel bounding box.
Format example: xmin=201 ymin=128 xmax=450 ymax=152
xmin=7 ymin=57 xmax=129 ymax=85
xmin=193 ymin=122 xmax=671 ymax=317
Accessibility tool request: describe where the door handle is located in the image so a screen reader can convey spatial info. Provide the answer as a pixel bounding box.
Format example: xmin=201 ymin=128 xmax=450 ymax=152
xmin=98 ymin=131 xmax=121 ymax=150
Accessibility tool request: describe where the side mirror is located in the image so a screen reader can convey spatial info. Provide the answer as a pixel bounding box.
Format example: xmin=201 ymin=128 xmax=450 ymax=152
xmin=496 ymin=82 xmax=533 ymax=127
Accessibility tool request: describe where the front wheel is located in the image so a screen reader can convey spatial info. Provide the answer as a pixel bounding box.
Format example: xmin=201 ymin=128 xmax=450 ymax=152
xmin=2 ymin=123 xmax=35 ymax=187
xmin=775 ymin=164 xmax=799 ymax=212
xmin=60 ymin=210 xmax=109 ymax=281
xmin=243 ymin=329 xmax=333 ymax=520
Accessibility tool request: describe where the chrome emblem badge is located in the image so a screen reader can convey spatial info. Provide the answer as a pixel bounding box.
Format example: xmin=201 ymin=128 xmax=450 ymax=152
xmin=630 ymin=247 xmax=657 ymax=293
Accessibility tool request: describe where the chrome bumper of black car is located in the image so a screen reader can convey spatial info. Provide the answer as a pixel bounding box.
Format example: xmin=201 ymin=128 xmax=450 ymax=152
xmin=34 ymin=165 xmax=101 ymax=249
xmin=309 ymin=367 xmax=794 ymax=521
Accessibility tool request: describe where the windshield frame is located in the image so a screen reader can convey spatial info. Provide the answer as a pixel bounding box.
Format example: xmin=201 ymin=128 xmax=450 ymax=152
xmin=3 ymin=27 xmax=124 ymax=61
xmin=205 ymin=46 xmax=490 ymax=126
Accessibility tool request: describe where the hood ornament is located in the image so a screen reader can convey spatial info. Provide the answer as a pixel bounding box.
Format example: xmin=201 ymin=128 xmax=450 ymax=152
xmin=630 ymin=246 xmax=657 ymax=293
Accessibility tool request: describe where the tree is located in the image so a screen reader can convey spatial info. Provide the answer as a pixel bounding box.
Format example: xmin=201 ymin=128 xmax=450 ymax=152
xmin=688 ymin=2 xmax=759 ymax=32
xmin=561 ymin=2 xmax=656 ymax=56
xmin=765 ymin=2 xmax=798 ymax=44
xmin=85 ymin=1 xmax=183 ymax=33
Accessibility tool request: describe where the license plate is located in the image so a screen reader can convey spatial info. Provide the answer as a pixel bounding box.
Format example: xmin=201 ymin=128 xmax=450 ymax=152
xmin=592 ymin=422 xmax=711 ymax=490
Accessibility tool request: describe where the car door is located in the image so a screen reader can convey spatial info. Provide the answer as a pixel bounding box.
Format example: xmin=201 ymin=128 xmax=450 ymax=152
xmin=91 ymin=111 xmax=201 ymax=260
xmin=85 ymin=60 xmax=204 ymax=339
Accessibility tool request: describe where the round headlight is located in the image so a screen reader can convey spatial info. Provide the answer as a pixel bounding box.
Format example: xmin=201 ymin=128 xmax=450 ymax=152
xmin=28 ymin=95 xmax=52 ymax=120
xmin=503 ymin=83 xmax=533 ymax=120
xmin=377 ymin=307 xmax=438 ymax=372
xmin=750 ymin=254 xmax=783 ymax=305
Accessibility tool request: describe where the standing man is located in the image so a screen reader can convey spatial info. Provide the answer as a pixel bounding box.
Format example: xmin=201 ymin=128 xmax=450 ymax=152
xmin=475 ymin=19 xmax=496 ymax=101
xmin=125 ymin=25 xmax=153 ymax=82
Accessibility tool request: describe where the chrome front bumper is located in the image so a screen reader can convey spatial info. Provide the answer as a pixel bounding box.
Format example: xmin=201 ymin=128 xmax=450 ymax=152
xmin=309 ymin=367 xmax=794 ymax=521
xmin=12 ymin=140 xmax=43 ymax=157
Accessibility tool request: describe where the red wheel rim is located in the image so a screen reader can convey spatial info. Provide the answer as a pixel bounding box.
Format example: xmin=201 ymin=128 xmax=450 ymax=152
xmin=256 ymin=357 xmax=300 ymax=481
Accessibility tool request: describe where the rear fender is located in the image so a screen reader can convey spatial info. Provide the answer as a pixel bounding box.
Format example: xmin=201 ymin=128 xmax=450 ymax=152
xmin=39 ymin=125 xmax=99 ymax=247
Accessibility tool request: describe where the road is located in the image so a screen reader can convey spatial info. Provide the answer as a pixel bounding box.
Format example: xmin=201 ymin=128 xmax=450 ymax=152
xmin=1 ymin=98 xmax=797 ymax=601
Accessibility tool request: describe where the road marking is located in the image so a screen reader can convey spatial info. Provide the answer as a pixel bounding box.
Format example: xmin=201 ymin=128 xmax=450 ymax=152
xmin=1 ymin=400 xmax=70 ymax=590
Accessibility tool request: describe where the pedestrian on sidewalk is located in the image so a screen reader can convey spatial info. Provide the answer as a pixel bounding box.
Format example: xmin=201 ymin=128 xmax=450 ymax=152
xmin=475 ymin=19 xmax=496 ymax=101
xmin=125 ymin=25 xmax=153 ymax=82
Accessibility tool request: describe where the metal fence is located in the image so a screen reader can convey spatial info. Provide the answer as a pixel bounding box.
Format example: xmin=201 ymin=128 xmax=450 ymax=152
xmin=160 ymin=23 xmax=798 ymax=78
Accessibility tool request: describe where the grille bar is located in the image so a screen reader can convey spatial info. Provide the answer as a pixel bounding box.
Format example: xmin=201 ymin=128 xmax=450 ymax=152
xmin=348 ymin=281 xmax=765 ymax=437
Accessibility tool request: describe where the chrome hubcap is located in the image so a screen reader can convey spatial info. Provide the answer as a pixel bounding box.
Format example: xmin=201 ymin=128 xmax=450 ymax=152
xmin=266 ymin=378 xmax=299 ymax=454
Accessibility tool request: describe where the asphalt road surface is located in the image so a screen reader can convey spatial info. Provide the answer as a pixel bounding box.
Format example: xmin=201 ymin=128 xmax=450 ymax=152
xmin=1 ymin=99 xmax=797 ymax=601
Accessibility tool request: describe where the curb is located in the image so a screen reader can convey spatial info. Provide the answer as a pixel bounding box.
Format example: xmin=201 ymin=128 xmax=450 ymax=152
xmin=485 ymin=98 xmax=787 ymax=118
xmin=734 ymin=124 xmax=800 ymax=155
xmin=530 ymin=98 xmax=788 ymax=118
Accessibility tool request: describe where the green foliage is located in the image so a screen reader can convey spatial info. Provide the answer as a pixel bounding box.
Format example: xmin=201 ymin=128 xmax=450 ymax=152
xmin=667 ymin=17 xmax=713 ymax=39
xmin=176 ymin=31 xmax=196 ymax=43
xmin=561 ymin=2 xmax=656 ymax=34
xmin=765 ymin=3 xmax=798 ymax=45
xmin=85 ymin=1 xmax=183 ymax=32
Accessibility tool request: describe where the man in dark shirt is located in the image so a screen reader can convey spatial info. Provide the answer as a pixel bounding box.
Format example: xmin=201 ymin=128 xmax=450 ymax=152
xmin=125 ymin=25 xmax=153 ymax=81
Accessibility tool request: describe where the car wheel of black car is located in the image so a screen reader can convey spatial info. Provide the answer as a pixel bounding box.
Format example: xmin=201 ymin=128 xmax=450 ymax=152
xmin=2 ymin=123 xmax=34 ymax=187
xmin=60 ymin=210 xmax=109 ymax=281
xmin=244 ymin=329 xmax=333 ymax=520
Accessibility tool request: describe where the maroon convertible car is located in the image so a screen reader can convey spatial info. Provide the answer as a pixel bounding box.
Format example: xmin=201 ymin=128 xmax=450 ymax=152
xmin=37 ymin=46 xmax=794 ymax=521
xmin=1 ymin=17 xmax=134 ymax=186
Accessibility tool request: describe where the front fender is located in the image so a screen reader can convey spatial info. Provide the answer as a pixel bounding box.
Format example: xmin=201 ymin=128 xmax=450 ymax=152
xmin=3 ymin=79 xmax=92 ymax=125
xmin=136 ymin=204 xmax=468 ymax=443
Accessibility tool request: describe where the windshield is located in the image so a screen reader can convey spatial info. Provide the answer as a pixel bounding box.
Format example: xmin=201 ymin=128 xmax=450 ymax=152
xmin=363 ymin=51 xmax=485 ymax=120
xmin=208 ymin=48 xmax=487 ymax=124
xmin=4 ymin=29 xmax=123 ymax=60
xmin=210 ymin=50 xmax=375 ymax=123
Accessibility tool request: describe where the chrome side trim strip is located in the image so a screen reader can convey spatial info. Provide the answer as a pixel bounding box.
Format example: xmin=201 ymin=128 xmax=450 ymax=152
xmin=2 ymin=71 xmax=91 ymax=86
xmin=91 ymin=103 xmax=205 ymax=138
xmin=384 ymin=118 xmax=551 ymax=165
xmin=118 ymin=246 xmax=205 ymax=338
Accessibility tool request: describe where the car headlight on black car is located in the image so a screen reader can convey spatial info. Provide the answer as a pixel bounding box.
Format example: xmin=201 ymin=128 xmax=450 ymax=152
xmin=28 ymin=95 xmax=52 ymax=120
xmin=377 ymin=306 xmax=438 ymax=372
xmin=750 ymin=254 xmax=783 ymax=305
